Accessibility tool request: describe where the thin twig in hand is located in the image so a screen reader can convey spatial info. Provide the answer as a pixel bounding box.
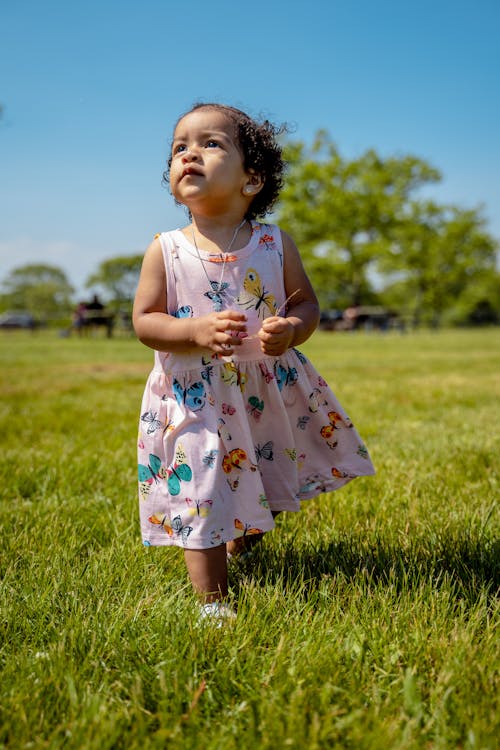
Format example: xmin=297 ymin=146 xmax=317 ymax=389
xmin=234 ymin=290 xmax=302 ymax=343
xmin=244 ymin=289 xmax=302 ymax=340
xmin=275 ymin=289 xmax=301 ymax=316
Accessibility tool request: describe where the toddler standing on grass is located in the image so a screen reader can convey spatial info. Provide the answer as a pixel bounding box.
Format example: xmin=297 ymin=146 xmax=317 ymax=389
xmin=133 ymin=102 xmax=375 ymax=624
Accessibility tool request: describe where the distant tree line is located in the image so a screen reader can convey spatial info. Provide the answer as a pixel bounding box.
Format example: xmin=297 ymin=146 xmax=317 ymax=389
xmin=0 ymin=256 xmax=144 ymax=323
xmin=1 ymin=131 xmax=498 ymax=327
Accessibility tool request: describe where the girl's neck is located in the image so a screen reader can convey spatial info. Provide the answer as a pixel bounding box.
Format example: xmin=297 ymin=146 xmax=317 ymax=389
xmin=187 ymin=214 xmax=251 ymax=254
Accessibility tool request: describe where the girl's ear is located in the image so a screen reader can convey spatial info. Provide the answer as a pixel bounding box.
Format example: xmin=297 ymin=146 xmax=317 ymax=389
xmin=242 ymin=171 xmax=264 ymax=196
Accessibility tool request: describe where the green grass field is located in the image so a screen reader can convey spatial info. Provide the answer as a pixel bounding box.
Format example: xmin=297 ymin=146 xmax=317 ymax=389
xmin=0 ymin=329 xmax=498 ymax=749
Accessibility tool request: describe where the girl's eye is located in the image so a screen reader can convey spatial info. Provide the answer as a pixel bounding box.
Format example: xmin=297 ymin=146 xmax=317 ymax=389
xmin=173 ymin=144 xmax=186 ymax=154
xmin=206 ymin=140 xmax=220 ymax=148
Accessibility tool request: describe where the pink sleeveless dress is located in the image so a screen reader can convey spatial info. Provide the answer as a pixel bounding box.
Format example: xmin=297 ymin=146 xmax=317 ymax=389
xmin=137 ymin=222 xmax=375 ymax=548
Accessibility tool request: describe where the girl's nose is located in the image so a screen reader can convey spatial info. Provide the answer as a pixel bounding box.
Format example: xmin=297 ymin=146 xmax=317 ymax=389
xmin=182 ymin=148 xmax=199 ymax=163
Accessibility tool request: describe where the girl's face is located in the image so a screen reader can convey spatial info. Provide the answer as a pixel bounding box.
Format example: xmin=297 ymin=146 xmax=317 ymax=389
xmin=170 ymin=109 xmax=253 ymax=215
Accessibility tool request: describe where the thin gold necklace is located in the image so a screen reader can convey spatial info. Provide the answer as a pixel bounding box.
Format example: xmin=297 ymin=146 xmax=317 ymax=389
xmin=190 ymin=220 xmax=246 ymax=293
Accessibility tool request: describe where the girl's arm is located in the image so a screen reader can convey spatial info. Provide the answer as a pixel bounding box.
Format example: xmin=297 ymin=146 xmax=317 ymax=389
xmin=257 ymin=230 xmax=320 ymax=356
xmin=132 ymin=238 xmax=247 ymax=355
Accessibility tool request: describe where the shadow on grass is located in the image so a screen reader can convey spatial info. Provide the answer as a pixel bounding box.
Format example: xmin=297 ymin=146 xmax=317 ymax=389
xmin=231 ymin=530 xmax=499 ymax=605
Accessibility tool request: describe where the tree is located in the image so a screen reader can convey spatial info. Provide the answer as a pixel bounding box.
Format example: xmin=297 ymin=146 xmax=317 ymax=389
xmin=450 ymin=269 xmax=500 ymax=325
xmin=278 ymin=132 xmax=441 ymax=308
xmin=379 ymin=202 xmax=499 ymax=326
xmin=85 ymin=255 xmax=143 ymax=311
xmin=0 ymin=264 xmax=74 ymax=318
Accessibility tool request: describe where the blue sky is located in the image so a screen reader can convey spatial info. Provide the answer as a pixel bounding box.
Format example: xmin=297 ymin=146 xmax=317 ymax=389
xmin=1 ymin=0 xmax=499 ymax=296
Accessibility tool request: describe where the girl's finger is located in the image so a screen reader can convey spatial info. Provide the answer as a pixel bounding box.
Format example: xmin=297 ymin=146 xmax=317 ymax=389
xmin=262 ymin=317 xmax=286 ymax=333
xmin=223 ymin=319 xmax=247 ymax=331
xmin=219 ymin=310 xmax=247 ymax=321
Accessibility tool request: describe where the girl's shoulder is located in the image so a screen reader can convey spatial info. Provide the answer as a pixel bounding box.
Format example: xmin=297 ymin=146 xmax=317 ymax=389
xmin=152 ymin=229 xmax=186 ymax=255
xmin=250 ymin=221 xmax=284 ymax=247
xmin=153 ymin=229 xmax=180 ymax=241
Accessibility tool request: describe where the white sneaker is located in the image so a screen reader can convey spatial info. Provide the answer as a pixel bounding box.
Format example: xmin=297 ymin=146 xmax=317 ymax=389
xmin=198 ymin=601 xmax=237 ymax=627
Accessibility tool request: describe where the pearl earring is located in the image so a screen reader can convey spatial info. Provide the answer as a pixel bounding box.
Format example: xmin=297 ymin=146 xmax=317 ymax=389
xmin=244 ymin=186 xmax=253 ymax=195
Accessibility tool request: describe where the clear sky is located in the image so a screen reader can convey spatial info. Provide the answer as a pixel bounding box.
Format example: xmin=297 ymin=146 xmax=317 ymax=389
xmin=1 ymin=0 xmax=499 ymax=296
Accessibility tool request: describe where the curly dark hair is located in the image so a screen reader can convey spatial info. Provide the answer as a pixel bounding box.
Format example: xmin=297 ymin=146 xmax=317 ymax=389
xmin=163 ymin=102 xmax=287 ymax=220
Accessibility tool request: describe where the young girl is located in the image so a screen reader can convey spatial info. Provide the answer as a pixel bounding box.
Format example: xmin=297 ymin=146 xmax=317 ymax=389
xmin=133 ymin=103 xmax=375 ymax=623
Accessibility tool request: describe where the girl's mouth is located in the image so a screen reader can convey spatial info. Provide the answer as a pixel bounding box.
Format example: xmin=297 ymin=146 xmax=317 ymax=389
xmin=182 ymin=167 xmax=203 ymax=179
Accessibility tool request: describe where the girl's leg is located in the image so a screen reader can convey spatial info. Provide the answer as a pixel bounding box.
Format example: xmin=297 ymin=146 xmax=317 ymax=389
xmin=184 ymin=545 xmax=228 ymax=603
xmin=226 ymin=511 xmax=281 ymax=558
xmin=226 ymin=533 xmax=263 ymax=558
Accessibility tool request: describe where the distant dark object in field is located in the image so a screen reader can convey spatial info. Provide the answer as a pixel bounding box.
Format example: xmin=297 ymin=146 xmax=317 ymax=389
xmin=0 ymin=312 xmax=39 ymax=330
xmin=72 ymin=295 xmax=114 ymax=338
xmin=79 ymin=313 xmax=115 ymax=337
xmin=319 ymin=310 xmax=344 ymax=331
xmin=467 ymin=299 xmax=498 ymax=326
xmin=320 ymin=306 xmax=402 ymax=332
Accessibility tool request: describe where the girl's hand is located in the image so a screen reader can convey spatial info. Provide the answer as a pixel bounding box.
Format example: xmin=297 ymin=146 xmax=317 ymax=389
xmin=257 ymin=316 xmax=294 ymax=356
xmin=192 ymin=310 xmax=247 ymax=355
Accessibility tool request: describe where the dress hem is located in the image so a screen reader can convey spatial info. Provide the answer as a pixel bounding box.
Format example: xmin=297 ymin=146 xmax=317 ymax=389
xmin=140 ymin=469 xmax=376 ymax=549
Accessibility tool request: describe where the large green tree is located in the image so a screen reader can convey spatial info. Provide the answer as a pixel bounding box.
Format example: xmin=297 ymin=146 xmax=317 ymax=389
xmin=278 ymin=132 xmax=441 ymax=308
xmin=85 ymin=255 xmax=143 ymax=311
xmin=379 ymin=202 xmax=499 ymax=325
xmin=0 ymin=264 xmax=74 ymax=318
